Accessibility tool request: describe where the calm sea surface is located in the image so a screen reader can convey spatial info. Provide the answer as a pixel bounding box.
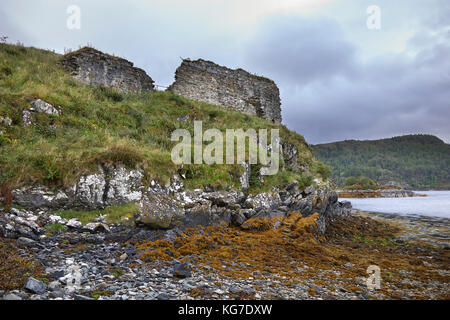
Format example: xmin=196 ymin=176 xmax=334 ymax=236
xmin=345 ymin=190 xmax=450 ymax=219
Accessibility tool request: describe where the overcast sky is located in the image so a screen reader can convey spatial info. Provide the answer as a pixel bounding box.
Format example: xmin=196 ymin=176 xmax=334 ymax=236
xmin=1 ymin=0 xmax=449 ymax=144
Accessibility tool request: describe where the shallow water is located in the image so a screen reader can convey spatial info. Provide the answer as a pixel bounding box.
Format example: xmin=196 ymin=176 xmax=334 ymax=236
xmin=345 ymin=190 xmax=450 ymax=219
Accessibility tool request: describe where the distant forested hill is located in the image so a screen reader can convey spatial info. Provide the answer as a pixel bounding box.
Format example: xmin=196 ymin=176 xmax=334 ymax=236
xmin=312 ymin=135 xmax=450 ymax=190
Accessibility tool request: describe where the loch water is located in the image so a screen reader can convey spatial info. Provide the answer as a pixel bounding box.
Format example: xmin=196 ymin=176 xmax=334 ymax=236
xmin=346 ymin=191 xmax=450 ymax=219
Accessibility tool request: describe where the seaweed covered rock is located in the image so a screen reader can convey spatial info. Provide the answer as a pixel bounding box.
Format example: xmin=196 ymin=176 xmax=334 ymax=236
xmin=287 ymin=186 xmax=351 ymax=234
xmin=172 ymin=262 xmax=191 ymax=279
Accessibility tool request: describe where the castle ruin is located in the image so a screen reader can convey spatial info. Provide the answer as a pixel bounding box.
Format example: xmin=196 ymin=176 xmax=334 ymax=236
xmin=168 ymin=59 xmax=282 ymax=124
xmin=61 ymin=49 xmax=282 ymax=123
xmin=60 ymin=47 xmax=154 ymax=93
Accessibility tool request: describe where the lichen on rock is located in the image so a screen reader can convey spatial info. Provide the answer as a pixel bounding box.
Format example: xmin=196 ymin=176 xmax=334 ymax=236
xmin=135 ymin=190 xmax=184 ymax=229
xmin=12 ymin=165 xmax=145 ymax=210
xmin=22 ymin=99 xmax=60 ymax=126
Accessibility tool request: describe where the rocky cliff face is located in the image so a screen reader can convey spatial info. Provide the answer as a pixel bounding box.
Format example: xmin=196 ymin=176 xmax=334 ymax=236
xmin=168 ymin=59 xmax=282 ymax=124
xmin=8 ymin=169 xmax=351 ymax=235
xmin=174 ymin=182 xmax=351 ymax=234
xmin=60 ymin=47 xmax=154 ymax=92
xmin=12 ymin=165 xmax=144 ymax=211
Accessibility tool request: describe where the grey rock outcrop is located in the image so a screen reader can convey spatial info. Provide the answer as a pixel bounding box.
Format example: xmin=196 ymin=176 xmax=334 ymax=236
xmin=0 ymin=115 xmax=12 ymax=126
xmin=12 ymin=165 xmax=144 ymax=210
xmin=380 ymin=190 xmax=415 ymax=197
xmin=3 ymin=178 xmax=351 ymax=237
xmin=12 ymin=185 xmax=70 ymax=210
xmin=287 ymin=187 xmax=351 ymax=234
xmin=243 ymin=192 xmax=282 ymax=219
xmin=0 ymin=208 xmax=45 ymax=240
xmin=240 ymin=162 xmax=250 ymax=190
xmin=74 ymin=165 xmax=144 ymax=209
xmin=338 ymin=189 xmax=417 ymax=198
xmin=83 ymin=222 xmax=110 ymax=233
xmin=0 ymin=206 xmax=112 ymax=240
xmin=174 ymin=182 xmax=350 ymax=232
xmin=22 ymin=110 xmax=33 ymax=126
xmin=168 ymin=59 xmax=282 ymax=123
xmin=135 ymin=191 xmax=185 ymax=229
xmin=385 ymin=181 xmax=412 ymax=190
xmin=281 ymin=140 xmax=309 ymax=173
xmin=22 ymin=99 xmax=60 ymax=126
xmin=31 ymin=99 xmax=60 ymax=115
xmin=7 ymin=163 xmax=350 ymax=235
xmin=61 ymin=47 xmax=154 ymax=92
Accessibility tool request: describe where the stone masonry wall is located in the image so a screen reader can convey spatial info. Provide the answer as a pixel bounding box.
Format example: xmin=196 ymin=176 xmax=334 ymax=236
xmin=61 ymin=47 xmax=154 ymax=93
xmin=168 ymin=59 xmax=282 ymax=123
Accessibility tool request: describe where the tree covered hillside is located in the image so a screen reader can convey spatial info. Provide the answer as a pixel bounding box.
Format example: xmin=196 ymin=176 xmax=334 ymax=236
xmin=312 ymin=135 xmax=450 ymax=190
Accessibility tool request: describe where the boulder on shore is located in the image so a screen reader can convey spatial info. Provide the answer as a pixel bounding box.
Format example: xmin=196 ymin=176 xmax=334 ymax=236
xmin=134 ymin=191 xmax=184 ymax=229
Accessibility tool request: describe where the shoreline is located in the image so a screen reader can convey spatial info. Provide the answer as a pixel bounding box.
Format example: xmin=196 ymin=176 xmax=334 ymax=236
xmin=338 ymin=190 xmax=426 ymax=198
xmin=354 ymin=210 xmax=449 ymax=248
xmin=343 ymin=190 xmax=450 ymax=220
xmin=1 ymin=208 xmax=449 ymax=300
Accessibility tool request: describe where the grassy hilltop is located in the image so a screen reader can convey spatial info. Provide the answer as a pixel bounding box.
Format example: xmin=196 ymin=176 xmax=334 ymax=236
xmin=0 ymin=43 xmax=324 ymax=194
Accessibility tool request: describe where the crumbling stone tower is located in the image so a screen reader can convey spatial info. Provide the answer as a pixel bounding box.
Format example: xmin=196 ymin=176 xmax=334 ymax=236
xmin=61 ymin=47 xmax=154 ymax=93
xmin=168 ymin=59 xmax=282 ymax=123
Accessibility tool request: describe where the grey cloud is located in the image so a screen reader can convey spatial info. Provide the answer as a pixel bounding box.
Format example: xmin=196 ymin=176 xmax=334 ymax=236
xmin=239 ymin=12 xmax=450 ymax=144
xmin=244 ymin=15 xmax=358 ymax=86
xmin=0 ymin=8 xmax=32 ymax=44
xmin=1 ymin=0 xmax=449 ymax=144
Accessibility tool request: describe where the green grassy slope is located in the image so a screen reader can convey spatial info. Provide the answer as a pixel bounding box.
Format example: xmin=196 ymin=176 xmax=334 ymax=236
xmin=0 ymin=43 xmax=320 ymax=193
xmin=312 ymin=135 xmax=450 ymax=189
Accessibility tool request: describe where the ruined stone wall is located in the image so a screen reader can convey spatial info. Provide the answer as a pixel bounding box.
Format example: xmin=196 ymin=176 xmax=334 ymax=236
xmin=61 ymin=47 xmax=154 ymax=93
xmin=168 ymin=59 xmax=282 ymax=123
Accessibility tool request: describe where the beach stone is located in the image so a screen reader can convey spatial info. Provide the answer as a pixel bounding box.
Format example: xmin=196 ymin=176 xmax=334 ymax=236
xmin=3 ymin=293 xmax=22 ymax=300
xmin=49 ymin=290 xmax=64 ymax=299
xmin=24 ymin=277 xmax=47 ymax=294
xmin=66 ymin=219 xmax=82 ymax=229
xmin=135 ymin=191 xmax=184 ymax=229
xmin=172 ymin=262 xmax=191 ymax=279
xmin=120 ymin=253 xmax=128 ymax=261
xmin=83 ymin=222 xmax=110 ymax=233
xmin=48 ymin=281 xmax=62 ymax=291
xmin=17 ymin=237 xmax=36 ymax=247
